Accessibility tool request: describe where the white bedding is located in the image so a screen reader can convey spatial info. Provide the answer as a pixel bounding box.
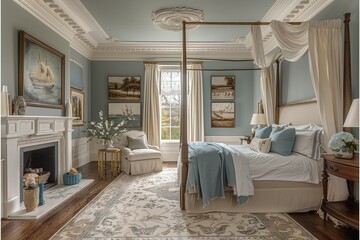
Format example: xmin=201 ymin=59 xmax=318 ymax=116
xmin=228 ymin=144 xmax=322 ymax=184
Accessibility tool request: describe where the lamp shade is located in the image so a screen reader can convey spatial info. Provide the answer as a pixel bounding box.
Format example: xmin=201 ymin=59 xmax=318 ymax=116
xmin=250 ymin=113 xmax=266 ymax=125
xmin=343 ymin=98 xmax=359 ymax=128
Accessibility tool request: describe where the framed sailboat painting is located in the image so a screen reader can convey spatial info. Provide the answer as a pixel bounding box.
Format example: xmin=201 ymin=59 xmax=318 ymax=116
xmin=18 ymin=31 xmax=65 ymax=109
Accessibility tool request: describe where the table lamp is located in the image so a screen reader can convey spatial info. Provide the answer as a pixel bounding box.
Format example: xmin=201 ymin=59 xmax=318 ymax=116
xmin=250 ymin=113 xmax=267 ymax=138
xmin=343 ymin=98 xmax=359 ymax=128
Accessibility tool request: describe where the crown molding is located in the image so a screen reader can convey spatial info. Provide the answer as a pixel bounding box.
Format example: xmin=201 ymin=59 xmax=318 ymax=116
xmin=14 ymin=0 xmax=334 ymax=60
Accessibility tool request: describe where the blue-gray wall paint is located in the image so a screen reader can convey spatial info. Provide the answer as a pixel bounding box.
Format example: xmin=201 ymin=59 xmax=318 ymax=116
xmin=202 ymin=61 xmax=254 ymax=136
xmin=70 ymin=49 xmax=91 ymax=139
xmin=280 ymin=0 xmax=359 ymax=105
xmin=90 ymin=61 xmax=145 ymax=126
xmin=90 ymin=61 xmax=255 ymax=136
xmin=1 ymin=0 xmax=71 ymax=116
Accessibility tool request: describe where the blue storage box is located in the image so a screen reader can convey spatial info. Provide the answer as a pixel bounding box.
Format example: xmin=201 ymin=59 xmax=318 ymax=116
xmin=63 ymin=172 xmax=82 ymax=185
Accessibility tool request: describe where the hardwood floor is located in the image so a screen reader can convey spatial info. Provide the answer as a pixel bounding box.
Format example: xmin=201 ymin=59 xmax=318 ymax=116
xmin=1 ymin=161 xmax=358 ymax=240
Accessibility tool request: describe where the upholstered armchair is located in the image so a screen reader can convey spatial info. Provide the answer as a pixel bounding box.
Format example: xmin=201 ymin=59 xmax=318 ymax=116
xmin=119 ymin=130 xmax=162 ymax=175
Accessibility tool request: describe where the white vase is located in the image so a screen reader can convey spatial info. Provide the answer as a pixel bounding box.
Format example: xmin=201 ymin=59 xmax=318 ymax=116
xmin=104 ymin=140 xmax=114 ymax=149
xmin=335 ymin=149 xmax=354 ymax=159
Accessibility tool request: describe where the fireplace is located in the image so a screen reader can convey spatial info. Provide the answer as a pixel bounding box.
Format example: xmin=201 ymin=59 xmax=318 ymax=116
xmin=20 ymin=142 xmax=58 ymax=201
xmin=1 ymin=115 xmax=74 ymax=218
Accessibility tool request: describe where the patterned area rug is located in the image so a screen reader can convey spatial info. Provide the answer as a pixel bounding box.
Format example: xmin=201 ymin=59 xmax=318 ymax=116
xmin=52 ymin=169 xmax=316 ymax=239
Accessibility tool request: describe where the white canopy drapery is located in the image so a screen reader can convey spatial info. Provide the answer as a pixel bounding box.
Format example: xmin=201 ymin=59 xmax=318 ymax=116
xmin=251 ymin=19 xmax=347 ymax=201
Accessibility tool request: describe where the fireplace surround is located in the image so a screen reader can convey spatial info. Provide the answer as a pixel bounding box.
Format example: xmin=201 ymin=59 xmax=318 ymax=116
xmin=1 ymin=116 xmax=73 ymax=217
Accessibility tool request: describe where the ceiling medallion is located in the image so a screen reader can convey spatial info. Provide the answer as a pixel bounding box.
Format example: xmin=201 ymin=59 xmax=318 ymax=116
xmin=152 ymin=7 xmax=204 ymax=32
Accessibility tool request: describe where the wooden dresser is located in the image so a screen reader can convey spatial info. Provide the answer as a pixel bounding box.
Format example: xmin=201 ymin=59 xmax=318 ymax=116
xmin=321 ymin=153 xmax=359 ymax=229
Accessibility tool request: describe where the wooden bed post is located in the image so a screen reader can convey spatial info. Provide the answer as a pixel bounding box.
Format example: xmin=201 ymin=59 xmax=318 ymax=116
xmin=343 ymin=13 xmax=352 ymax=132
xmin=180 ymin=21 xmax=188 ymax=210
xmin=275 ymin=60 xmax=280 ymax=124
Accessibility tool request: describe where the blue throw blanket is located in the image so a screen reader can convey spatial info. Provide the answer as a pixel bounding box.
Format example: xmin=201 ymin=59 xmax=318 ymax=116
xmin=186 ymin=142 xmax=237 ymax=206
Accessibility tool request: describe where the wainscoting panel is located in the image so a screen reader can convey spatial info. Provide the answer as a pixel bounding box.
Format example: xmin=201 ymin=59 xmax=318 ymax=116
xmin=160 ymin=141 xmax=180 ymax=162
xmin=72 ymin=138 xmax=91 ymax=168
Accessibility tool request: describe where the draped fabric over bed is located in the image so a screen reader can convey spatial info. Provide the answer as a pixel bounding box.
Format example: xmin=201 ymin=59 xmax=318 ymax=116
xmin=180 ymin=14 xmax=353 ymax=210
xmin=252 ymin=20 xmax=347 ymax=201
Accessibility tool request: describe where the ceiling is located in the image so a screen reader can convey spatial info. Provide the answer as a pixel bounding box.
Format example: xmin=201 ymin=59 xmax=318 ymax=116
xmin=14 ymin=0 xmax=334 ymax=60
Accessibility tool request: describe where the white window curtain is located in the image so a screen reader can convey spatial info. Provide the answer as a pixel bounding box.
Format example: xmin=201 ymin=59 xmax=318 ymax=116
xmin=187 ymin=64 xmax=204 ymax=142
xmin=143 ymin=63 xmax=160 ymax=147
xmin=269 ymin=20 xmax=347 ymax=201
xmin=251 ymin=26 xmax=280 ymax=125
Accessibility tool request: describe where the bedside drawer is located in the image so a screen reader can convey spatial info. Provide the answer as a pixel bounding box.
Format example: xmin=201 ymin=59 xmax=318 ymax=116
xmin=325 ymin=161 xmax=359 ymax=181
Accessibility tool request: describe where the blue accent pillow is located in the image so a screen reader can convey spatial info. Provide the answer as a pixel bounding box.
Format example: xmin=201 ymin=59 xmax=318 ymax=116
xmin=270 ymin=127 xmax=296 ymax=156
xmin=255 ymin=125 xmax=272 ymax=139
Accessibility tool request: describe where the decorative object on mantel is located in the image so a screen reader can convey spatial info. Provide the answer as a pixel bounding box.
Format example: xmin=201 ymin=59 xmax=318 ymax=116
xmin=1 ymin=85 xmax=9 ymax=116
xmin=23 ymin=174 xmax=39 ymax=212
xmin=12 ymin=96 xmax=26 ymax=115
xmin=84 ymin=111 xmax=127 ymax=149
xmin=66 ymin=98 xmax=72 ymax=117
xmin=152 ymin=7 xmax=204 ymax=32
xmin=63 ymin=168 xmax=82 ymax=185
xmin=328 ymin=132 xmax=358 ymax=159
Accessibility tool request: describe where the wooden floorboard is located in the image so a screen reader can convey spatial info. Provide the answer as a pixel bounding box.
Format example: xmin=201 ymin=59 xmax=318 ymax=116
xmin=1 ymin=161 xmax=358 ymax=240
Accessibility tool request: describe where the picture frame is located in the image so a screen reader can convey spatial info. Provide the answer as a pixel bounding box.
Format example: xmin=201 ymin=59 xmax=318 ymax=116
xmin=18 ymin=31 xmax=65 ymax=109
xmin=108 ymin=102 xmax=141 ymax=128
xmin=70 ymin=88 xmax=84 ymax=126
xmin=211 ymin=102 xmax=235 ymax=128
xmin=211 ymin=76 xmax=235 ymax=100
xmin=108 ymin=76 xmax=141 ymax=100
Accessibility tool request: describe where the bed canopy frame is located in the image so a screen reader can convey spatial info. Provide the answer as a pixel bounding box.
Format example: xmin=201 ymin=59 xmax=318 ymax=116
xmin=179 ymin=13 xmax=353 ymax=210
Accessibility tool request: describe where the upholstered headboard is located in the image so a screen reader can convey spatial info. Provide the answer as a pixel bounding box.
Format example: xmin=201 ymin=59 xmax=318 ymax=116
xmin=278 ymin=100 xmax=321 ymax=126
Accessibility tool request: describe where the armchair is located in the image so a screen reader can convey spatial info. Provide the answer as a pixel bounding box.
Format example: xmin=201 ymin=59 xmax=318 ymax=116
xmin=119 ymin=130 xmax=162 ymax=175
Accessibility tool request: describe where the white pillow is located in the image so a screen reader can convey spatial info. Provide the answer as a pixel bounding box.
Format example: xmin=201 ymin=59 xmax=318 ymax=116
xmin=250 ymin=137 xmax=271 ymax=153
xmin=293 ymin=129 xmax=322 ymax=160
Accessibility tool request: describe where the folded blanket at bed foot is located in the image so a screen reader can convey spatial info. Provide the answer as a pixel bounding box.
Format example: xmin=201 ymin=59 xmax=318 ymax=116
xmin=186 ymin=142 xmax=254 ymax=206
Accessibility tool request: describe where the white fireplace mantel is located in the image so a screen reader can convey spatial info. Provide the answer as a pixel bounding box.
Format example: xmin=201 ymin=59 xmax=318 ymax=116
xmin=1 ymin=115 xmax=74 ymax=217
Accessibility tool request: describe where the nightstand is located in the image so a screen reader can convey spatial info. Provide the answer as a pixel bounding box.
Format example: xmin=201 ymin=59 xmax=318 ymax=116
xmin=321 ymin=153 xmax=359 ymax=229
xmin=239 ymin=135 xmax=251 ymax=145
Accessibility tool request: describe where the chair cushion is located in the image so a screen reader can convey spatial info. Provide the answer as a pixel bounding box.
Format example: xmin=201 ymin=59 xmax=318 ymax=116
xmin=127 ymin=135 xmax=149 ymax=150
xmin=120 ymin=130 xmax=147 ymax=147
xmin=126 ymin=149 xmax=161 ymax=161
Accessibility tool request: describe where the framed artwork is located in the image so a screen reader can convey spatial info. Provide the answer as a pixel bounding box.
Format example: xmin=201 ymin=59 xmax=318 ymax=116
xmin=211 ymin=76 xmax=235 ymax=100
xmin=18 ymin=31 xmax=65 ymax=109
xmin=108 ymin=76 xmax=141 ymax=100
xmin=211 ymin=102 xmax=235 ymax=128
xmin=108 ymin=102 xmax=141 ymax=128
xmin=70 ymin=88 xmax=84 ymax=126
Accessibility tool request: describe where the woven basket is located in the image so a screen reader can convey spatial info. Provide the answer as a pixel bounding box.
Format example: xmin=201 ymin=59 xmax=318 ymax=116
xmin=63 ymin=172 xmax=82 ymax=185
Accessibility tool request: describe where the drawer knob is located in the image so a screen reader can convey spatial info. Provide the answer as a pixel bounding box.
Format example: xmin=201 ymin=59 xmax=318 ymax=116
xmin=328 ymin=165 xmax=338 ymax=171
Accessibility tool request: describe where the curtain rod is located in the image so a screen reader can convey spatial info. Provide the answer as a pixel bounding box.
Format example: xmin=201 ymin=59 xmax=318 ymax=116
xmin=186 ymin=68 xmax=261 ymax=71
xmin=187 ymin=58 xmax=254 ymax=62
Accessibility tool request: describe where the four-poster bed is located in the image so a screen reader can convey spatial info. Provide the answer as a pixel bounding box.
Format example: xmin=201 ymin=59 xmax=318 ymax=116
xmin=179 ymin=13 xmax=353 ymax=212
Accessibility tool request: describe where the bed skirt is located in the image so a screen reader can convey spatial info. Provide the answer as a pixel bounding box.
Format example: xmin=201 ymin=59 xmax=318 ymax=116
xmin=185 ymin=180 xmax=322 ymax=213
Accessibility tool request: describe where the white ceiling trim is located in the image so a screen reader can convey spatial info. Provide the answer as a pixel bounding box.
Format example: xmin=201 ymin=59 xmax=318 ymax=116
xmin=13 ymin=0 xmax=334 ymax=60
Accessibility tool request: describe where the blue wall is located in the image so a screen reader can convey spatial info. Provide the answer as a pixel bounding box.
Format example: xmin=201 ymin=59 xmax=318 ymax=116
xmin=280 ymin=0 xmax=359 ymax=104
xmin=90 ymin=61 xmax=145 ymax=125
xmin=1 ymin=0 xmax=91 ymax=139
xmin=90 ymin=61 xmax=255 ymax=136
xmin=70 ymin=49 xmax=91 ymax=139
xmin=202 ymin=61 xmax=254 ymax=136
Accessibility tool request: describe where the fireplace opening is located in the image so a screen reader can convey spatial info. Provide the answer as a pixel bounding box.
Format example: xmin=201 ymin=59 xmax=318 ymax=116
xmin=20 ymin=142 xmax=58 ymax=202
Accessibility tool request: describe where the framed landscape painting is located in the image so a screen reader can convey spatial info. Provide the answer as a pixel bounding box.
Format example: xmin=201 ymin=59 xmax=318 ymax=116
xmin=211 ymin=102 xmax=235 ymax=128
xmin=211 ymin=76 xmax=235 ymax=100
xmin=108 ymin=102 xmax=141 ymax=128
xmin=108 ymin=76 xmax=141 ymax=100
xmin=70 ymin=88 xmax=84 ymax=126
xmin=18 ymin=31 xmax=65 ymax=109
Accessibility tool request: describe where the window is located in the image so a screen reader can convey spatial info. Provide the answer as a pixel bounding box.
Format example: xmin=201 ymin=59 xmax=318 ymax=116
xmin=160 ymin=68 xmax=181 ymax=141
